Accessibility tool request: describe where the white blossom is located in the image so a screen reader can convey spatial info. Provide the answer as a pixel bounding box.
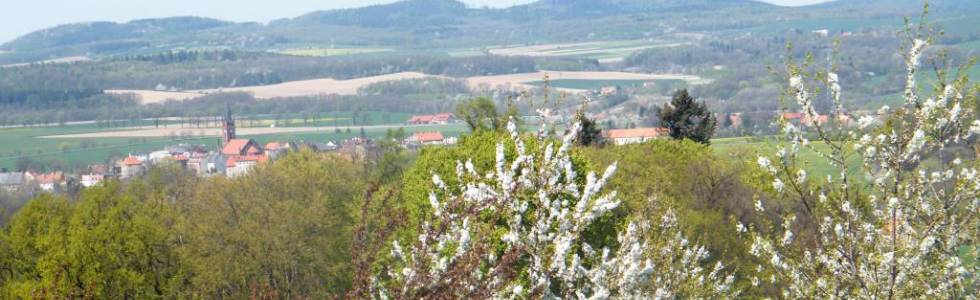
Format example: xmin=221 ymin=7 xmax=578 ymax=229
xmin=750 ymin=28 xmax=978 ymax=299
xmin=373 ymin=120 xmax=738 ymax=299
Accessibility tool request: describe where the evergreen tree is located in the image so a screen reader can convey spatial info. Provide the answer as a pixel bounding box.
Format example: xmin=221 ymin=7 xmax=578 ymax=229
xmin=573 ymin=109 xmax=604 ymax=147
xmin=657 ymin=89 xmax=717 ymax=144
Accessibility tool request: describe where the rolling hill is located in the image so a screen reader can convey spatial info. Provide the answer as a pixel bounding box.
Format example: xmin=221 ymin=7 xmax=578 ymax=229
xmin=0 ymin=0 xmax=975 ymax=64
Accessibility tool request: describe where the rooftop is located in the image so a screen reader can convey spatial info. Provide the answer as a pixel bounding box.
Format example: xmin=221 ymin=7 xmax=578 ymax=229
xmin=606 ymin=128 xmax=669 ymax=139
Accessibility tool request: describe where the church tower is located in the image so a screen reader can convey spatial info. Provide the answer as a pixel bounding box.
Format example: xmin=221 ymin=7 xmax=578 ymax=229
xmin=222 ymin=102 xmax=236 ymax=146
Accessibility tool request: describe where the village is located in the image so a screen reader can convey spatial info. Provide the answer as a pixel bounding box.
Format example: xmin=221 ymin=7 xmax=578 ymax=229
xmin=0 ymin=85 xmax=888 ymax=197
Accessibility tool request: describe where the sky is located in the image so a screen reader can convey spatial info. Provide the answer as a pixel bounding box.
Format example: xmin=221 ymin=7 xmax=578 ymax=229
xmin=0 ymin=0 xmax=833 ymax=44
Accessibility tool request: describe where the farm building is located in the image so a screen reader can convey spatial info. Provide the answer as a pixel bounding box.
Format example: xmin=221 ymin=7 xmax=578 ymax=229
xmin=222 ymin=138 xmax=268 ymax=177
xmin=118 ymin=155 xmax=146 ymax=179
xmin=406 ymin=131 xmax=456 ymax=146
xmin=32 ymin=172 xmax=66 ymax=192
xmin=781 ymin=112 xmax=829 ymax=127
xmin=606 ymin=128 xmax=669 ymax=145
xmin=407 ymin=113 xmax=456 ymax=125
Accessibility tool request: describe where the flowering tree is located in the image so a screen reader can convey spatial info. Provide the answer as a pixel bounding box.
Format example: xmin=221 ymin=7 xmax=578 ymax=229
xmin=748 ymin=15 xmax=979 ymax=298
xmin=370 ymin=121 xmax=737 ymax=299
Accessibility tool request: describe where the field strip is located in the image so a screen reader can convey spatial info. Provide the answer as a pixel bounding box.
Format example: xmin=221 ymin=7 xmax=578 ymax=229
xmin=466 ymin=70 xmax=708 ymax=92
xmin=40 ymin=124 xmax=452 ymax=138
xmin=105 ymin=71 xmax=706 ymax=104
xmin=105 ymin=90 xmax=207 ymax=103
xmin=107 ymin=72 xmax=439 ymax=104
xmin=487 ymin=41 xmax=687 ymax=58
xmin=197 ymin=72 xmax=436 ymax=98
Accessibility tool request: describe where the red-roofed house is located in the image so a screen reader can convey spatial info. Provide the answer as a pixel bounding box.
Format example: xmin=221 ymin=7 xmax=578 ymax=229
xmin=222 ymin=138 xmax=267 ymax=177
xmin=81 ymin=164 xmax=109 ymax=188
xmin=606 ymin=128 xmax=669 ymax=145
xmin=408 ymin=131 xmax=446 ymax=146
xmin=783 ymin=112 xmax=830 ymax=127
xmin=407 ymin=113 xmax=455 ymax=125
xmin=32 ymin=172 xmax=65 ymax=192
xmin=118 ymin=155 xmax=145 ymax=179
xmin=781 ymin=112 xmax=804 ymax=121
xmin=226 ymin=155 xmax=269 ymax=178
xmin=222 ymin=139 xmax=264 ymax=156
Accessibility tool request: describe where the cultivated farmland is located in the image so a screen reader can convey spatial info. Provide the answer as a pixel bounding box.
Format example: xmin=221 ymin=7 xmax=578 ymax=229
xmin=102 ymin=71 xmax=708 ymax=103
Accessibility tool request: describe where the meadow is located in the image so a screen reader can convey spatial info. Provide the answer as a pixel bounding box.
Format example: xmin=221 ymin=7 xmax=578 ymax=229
xmin=712 ymin=137 xmax=865 ymax=181
xmin=0 ymin=111 xmax=443 ymax=171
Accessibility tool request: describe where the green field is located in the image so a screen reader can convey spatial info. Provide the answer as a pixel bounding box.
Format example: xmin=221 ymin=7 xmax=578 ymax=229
xmin=0 ymin=124 xmax=219 ymax=171
xmin=0 ymin=111 xmax=446 ymax=171
xmin=275 ymin=47 xmax=392 ymax=57
xmin=712 ymin=137 xmax=864 ymax=181
xmin=526 ymin=79 xmax=685 ymax=90
xmin=449 ymin=39 xmax=687 ymax=61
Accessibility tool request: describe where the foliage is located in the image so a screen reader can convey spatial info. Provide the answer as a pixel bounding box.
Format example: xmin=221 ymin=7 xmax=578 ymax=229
xmin=747 ymin=15 xmax=980 ymax=298
xmin=658 ymin=89 xmax=717 ymax=144
xmin=0 ymin=150 xmax=369 ymax=298
xmin=573 ymin=109 xmax=605 ymax=147
xmin=0 ymin=183 xmax=184 ymax=299
xmin=455 ymin=97 xmax=505 ymax=132
xmin=369 ymin=121 xmax=737 ymax=298
xmin=580 ymin=139 xmax=789 ymax=295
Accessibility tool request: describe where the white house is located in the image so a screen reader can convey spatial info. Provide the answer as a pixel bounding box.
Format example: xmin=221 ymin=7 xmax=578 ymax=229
xmin=606 ymin=128 xmax=669 ymax=145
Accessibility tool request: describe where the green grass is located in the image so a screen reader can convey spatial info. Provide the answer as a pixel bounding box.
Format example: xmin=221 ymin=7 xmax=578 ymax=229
xmin=0 ymin=111 xmax=437 ymax=171
xmin=249 ymin=111 xmax=413 ymax=127
xmin=712 ymin=138 xmax=864 ymax=182
xmin=0 ymin=125 xmax=218 ymax=171
xmin=526 ymin=79 xmax=683 ymax=90
xmin=243 ymin=124 xmax=469 ymax=146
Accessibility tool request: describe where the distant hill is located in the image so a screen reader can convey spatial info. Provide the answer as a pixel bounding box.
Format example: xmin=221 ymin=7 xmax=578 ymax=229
xmin=0 ymin=0 xmax=975 ymax=64
xmin=1 ymin=17 xmax=235 ymax=52
xmin=287 ymin=0 xmax=470 ymax=28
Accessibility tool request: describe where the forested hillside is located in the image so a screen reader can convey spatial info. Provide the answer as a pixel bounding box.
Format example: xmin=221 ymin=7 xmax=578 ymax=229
xmin=3 ymin=0 xmax=977 ymax=64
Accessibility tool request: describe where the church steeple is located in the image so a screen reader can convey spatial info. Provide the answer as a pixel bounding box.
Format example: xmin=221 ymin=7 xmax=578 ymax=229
xmin=222 ymin=102 xmax=236 ymax=146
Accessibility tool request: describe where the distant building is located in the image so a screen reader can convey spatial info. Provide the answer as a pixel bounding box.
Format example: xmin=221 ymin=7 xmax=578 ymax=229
xmin=32 ymin=172 xmax=65 ymax=192
xmin=81 ymin=174 xmax=105 ymax=188
xmin=409 ymin=131 xmax=447 ymax=146
xmin=606 ymin=128 xmax=669 ymax=145
xmin=118 ymin=155 xmax=145 ymax=179
xmin=407 ymin=113 xmax=455 ymax=125
xmin=0 ymin=172 xmax=27 ymax=192
xmin=226 ymin=155 xmax=268 ymax=178
xmin=222 ymin=102 xmax=237 ymax=146
xmin=188 ymin=152 xmax=227 ymax=177
xmin=265 ymin=142 xmax=296 ymax=158
xmin=222 ymin=139 xmax=266 ymax=177
xmin=404 ymin=131 xmax=458 ymax=148
xmin=222 ymin=139 xmax=264 ymax=157
xmin=728 ymin=113 xmax=743 ymax=128
xmin=599 ymin=86 xmax=620 ymax=96
xmin=81 ymin=165 xmax=109 ymax=188
xmin=782 ymin=112 xmax=829 ymax=127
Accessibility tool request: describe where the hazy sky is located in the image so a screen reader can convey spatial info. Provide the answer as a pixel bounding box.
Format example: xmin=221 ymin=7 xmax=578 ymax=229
xmin=0 ymin=0 xmax=832 ymax=44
